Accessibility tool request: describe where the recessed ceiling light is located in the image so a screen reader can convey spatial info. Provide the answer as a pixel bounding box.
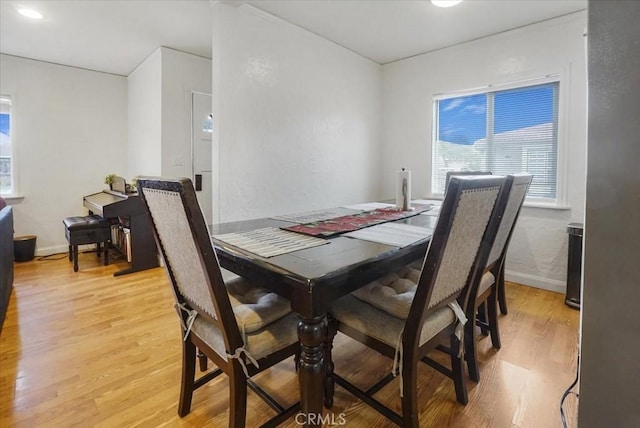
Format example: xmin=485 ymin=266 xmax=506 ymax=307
xmin=431 ymin=0 xmax=463 ymax=7
xmin=18 ymin=8 xmax=44 ymax=19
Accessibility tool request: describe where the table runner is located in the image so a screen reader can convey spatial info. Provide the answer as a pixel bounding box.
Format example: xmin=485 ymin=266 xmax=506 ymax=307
xmin=282 ymin=206 xmax=432 ymax=238
xmin=270 ymin=207 xmax=361 ymax=224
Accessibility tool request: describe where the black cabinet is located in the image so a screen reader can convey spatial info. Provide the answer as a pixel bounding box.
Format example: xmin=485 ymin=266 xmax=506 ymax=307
xmin=566 ymin=222 xmax=583 ymax=309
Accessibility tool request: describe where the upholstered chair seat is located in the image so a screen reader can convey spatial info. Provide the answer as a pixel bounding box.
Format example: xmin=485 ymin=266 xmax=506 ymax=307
xmin=191 ymin=272 xmax=298 ymax=364
xmin=475 ymin=271 xmax=497 ymax=297
xmin=225 ymin=273 xmax=293 ymax=334
xmin=333 ymin=293 xmax=457 ymax=351
xmin=351 ymin=267 xmax=421 ymax=318
xmin=343 ymin=266 xmax=495 ymax=357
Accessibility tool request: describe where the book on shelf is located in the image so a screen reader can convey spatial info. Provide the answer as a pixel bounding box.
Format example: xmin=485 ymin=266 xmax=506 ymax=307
xmin=110 ymin=224 xmax=132 ymax=262
xmin=123 ymin=227 xmax=132 ymax=262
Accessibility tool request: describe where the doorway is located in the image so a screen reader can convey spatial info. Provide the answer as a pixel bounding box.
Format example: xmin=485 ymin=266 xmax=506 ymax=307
xmin=191 ymin=91 xmax=213 ymax=225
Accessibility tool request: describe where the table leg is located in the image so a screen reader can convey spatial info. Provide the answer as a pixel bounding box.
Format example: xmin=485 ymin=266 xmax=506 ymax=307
xmin=297 ymin=315 xmax=326 ymax=428
xmin=324 ymin=316 xmax=337 ymax=408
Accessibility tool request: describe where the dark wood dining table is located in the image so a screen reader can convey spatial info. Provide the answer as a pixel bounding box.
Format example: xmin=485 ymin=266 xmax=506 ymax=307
xmin=210 ymin=206 xmax=437 ymax=427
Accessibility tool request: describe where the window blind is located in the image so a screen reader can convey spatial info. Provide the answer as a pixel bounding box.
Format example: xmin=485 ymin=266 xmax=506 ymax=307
xmin=432 ymin=81 xmax=559 ymax=202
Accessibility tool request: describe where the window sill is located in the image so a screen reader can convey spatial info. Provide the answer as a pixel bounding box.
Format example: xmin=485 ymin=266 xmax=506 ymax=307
xmin=2 ymin=194 xmax=25 ymax=202
xmin=428 ymin=195 xmax=570 ymax=210
xmin=522 ymin=202 xmax=571 ymax=210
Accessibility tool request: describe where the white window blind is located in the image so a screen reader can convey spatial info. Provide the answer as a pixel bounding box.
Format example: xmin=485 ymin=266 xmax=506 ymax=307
xmin=432 ymin=80 xmax=560 ymax=202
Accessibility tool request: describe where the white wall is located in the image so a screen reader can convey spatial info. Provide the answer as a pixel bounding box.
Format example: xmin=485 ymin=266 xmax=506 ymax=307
xmin=0 ymin=46 xmax=209 ymax=255
xmin=160 ymin=47 xmax=211 ymax=178
xmin=381 ymin=12 xmax=588 ymax=291
xmin=212 ymin=4 xmax=383 ymax=223
xmin=0 ymin=54 xmax=127 ymax=255
xmin=127 ymin=49 xmax=162 ymax=177
xmin=127 ymin=47 xmax=211 ymax=179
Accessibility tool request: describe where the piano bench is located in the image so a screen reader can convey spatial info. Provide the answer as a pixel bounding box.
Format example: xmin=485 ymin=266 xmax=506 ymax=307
xmin=63 ymin=215 xmax=111 ymax=272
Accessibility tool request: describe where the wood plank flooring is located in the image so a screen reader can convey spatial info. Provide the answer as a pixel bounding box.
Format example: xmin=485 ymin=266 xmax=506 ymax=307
xmin=0 ymin=252 xmax=579 ymax=427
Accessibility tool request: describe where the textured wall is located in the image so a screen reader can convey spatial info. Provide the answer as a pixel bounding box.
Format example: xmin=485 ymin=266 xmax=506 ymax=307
xmin=0 ymin=54 xmax=127 ymax=254
xmin=127 ymin=49 xmax=162 ymax=177
xmin=128 ymin=47 xmax=211 ymax=180
xmin=382 ymin=12 xmax=588 ymax=291
xmin=579 ymin=1 xmax=640 ymax=425
xmin=160 ymin=47 xmax=211 ymax=179
xmin=212 ymin=4 xmax=383 ymax=223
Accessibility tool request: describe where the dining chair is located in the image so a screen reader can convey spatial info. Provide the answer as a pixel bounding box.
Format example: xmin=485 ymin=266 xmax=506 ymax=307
xmin=464 ymin=173 xmax=533 ymax=382
xmin=444 ymin=170 xmax=513 ymax=315
xmin=328 ymin=175 xmax=508 ymax=427
xmin=137 ymin=177 xmax=300 ymax=428
xmin=491 ymin=174 xmax=531 ymax=315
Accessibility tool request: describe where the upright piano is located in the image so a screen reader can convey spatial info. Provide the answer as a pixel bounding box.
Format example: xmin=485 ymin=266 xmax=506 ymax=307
xmin=83 ymin=191 xmax=158 ymax=276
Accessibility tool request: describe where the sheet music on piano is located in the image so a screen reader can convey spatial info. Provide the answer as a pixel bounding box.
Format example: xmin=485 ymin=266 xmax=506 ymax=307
xmin=107 ymin=176 xmax=137 ymax=197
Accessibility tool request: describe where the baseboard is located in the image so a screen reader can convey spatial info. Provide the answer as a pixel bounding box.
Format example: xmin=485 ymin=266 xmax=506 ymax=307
xmin=505 ymin=270 xmax=567 ymax=294
xmin=36 ymin=244 xmax=96 ymax=257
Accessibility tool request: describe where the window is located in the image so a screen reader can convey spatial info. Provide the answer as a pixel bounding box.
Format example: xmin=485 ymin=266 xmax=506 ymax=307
xmin=432 ymin=78 xmax=560 ymax=204
xmin=0 ymin=96 xmax=13 ymax=196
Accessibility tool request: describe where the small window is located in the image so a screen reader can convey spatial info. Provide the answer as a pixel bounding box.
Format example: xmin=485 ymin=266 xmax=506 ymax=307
xmin=0 ymin=96 xmax=13 ymax=196
xmin=432 ymin=78 xmax=560 ymax=204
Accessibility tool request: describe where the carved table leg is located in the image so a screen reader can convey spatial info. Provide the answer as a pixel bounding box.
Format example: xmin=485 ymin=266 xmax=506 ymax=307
xmin=298 ymin=315 xmax=326 ymax=428
xmin=324 ymin=316 xmax=337 ymax=409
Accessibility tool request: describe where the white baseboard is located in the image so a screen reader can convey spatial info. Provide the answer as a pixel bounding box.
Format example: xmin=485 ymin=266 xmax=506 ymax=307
xmin=505 ymin=270 xmax=567 ymax=294
xmin=36 ymin=244 xmax=95 ymax=257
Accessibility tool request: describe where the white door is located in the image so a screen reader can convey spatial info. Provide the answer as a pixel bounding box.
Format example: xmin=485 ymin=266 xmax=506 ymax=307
xmin=191 ymin=92 xmax=213 ymax=225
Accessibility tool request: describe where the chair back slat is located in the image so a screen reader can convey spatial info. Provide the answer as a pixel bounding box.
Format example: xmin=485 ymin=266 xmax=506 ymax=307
xmin=142 ymin=187 xmax=219 ymax=320
xmin=410 ymin=176 xmax=507 ymax=328
xmin=486 ymin=174 xmax=533 ymax=268
xmin=427 ymin=184 xmax=503 ymax=308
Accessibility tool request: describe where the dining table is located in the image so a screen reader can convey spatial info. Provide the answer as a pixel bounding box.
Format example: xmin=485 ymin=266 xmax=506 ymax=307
xmin=210 ymin=203 xmax=439 ymax=427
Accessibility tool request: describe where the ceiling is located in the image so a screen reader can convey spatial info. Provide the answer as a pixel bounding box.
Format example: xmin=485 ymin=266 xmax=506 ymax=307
xmin=0 ymin=0 xmax=587 ymax=76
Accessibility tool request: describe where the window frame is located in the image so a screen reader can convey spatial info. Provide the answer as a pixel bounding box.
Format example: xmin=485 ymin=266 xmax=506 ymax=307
xmin=0 ymin=94 xmax=19 ymax=199
xmin=429 ymin=74 xmax=569 ymax=209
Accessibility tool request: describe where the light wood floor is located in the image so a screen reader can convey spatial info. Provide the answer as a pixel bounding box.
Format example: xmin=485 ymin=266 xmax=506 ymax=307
xmin=1 ymin=252 xmax=579 ymax=427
